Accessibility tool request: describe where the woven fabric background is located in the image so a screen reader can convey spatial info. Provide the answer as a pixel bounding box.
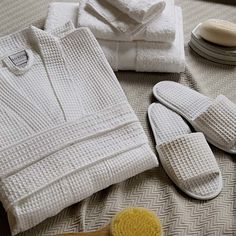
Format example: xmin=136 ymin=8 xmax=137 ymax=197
xmin=0 ymin=0 xmax=235 ymax=235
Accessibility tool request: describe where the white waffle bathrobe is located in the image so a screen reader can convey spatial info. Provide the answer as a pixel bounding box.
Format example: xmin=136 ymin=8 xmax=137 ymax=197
xmin=0 ymin=23 xmax=158 ymax=235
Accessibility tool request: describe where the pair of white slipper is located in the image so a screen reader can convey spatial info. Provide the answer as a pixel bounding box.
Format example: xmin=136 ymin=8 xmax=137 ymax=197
xmin=149 ymin=81 xmax=236 ymax=200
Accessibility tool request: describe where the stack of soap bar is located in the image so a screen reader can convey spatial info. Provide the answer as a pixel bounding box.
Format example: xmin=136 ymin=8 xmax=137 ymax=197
xmin=189 ymin=19 xmax=236 ymax=65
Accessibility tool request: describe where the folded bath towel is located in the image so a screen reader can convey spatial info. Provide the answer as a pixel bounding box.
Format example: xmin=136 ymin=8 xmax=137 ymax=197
xmin=45 ymin=4 xmax=185 ymax=73
xmin=106 ymin=0 xmax=166 ymax=24
xmin=0 ymin=23 xmax=158 ymax=235
xmin=77 ymin=0 xmax=176 ymax=42
xmin=86 ymin=0 xmax=145 ymax=35
xmin=99 ymin=7 xmax=185 ymax=72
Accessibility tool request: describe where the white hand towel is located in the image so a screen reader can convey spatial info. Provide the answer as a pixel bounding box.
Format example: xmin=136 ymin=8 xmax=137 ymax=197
xmin=106 ymin=0 xmax=166 ymax=24
xmin=77 ymin=0 xmax=176 ymax=42
xmin=44 ymin=2 xmax=79 ymax=31
xmin=99 ymin=7 xmax=185 ymax=73
xmin=45 ymin=4 xmax=185 ymax=73
xmin=0 ymin=23 xmax=158 ymax=235
xmin=86 ymin=0 xmax=145 ymax=35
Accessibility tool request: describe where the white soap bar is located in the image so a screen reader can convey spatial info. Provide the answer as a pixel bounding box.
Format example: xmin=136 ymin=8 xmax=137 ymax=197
xmin=199 ymin=19 xmax=236 ymax=47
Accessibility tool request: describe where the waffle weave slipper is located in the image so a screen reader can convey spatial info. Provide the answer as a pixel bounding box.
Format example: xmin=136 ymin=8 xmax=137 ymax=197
xmin=153 ymin=81 xmax=236 ymax=154
xmin=148 ymin=103 xmax=223 ymax=200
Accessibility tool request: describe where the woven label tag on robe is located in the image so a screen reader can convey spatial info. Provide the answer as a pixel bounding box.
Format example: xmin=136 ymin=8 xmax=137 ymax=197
xmin=9 ymin=50 xmax=28 ymax=68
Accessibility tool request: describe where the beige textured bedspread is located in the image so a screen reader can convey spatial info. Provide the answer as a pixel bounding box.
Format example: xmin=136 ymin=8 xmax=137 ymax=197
xmin=0 ymin=0 xmax=235 ymax=235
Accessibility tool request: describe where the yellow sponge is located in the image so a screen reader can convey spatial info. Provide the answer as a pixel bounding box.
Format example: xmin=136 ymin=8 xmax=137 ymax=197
xmin=111 ymin=207 xmax=162 ymax=236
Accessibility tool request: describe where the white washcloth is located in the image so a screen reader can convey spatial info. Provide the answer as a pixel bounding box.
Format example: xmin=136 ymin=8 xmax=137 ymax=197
xmin=106 ymin=0 xmax=166 ymax=24
xmin=44 ymin=2 xmax=79 ymax=30
xmin=86 ymin=0 xmax=144 ymax=35
xmin=45 ymin=4 xmax=185 ymax=73
xmin=77 ymin=0 xmax=176 ymax=42
xmin=0 ymin=23 xmax=158 ymax=235
xmin=45 ymin=2 xmax=80 ymax=31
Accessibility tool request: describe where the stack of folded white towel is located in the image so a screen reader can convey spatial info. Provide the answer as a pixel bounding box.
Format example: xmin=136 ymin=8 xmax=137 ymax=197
xmin=45 ymin=0 xmax=185 ymax=73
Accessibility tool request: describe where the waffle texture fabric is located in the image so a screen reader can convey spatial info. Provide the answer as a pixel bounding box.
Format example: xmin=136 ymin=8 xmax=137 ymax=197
xmin=148 ymin=103 xmax=222 ymax=200
xmin=0 ymin=23 xmax=158 ymax=235
xmin=1 ymin=0 xmax=235 ymax=235
xmin=194 ymin=95 xmax=236 ymax=151
xmin=153 ymin=81 xmax=236 ymax=153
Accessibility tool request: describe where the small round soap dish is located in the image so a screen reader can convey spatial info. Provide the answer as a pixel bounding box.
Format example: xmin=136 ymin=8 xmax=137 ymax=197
xmin=189 ymin=20 xmax=236 ymax=65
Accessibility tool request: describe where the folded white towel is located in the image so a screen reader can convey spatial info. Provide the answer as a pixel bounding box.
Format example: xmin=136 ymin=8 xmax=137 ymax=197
xmin=99 ymin=7 xmax=185 ymax=72
xmin=78 ymin=0 xmax=176 ymax=42
xmin=86 ymin=0 xmax=144 ymax=35
xmin=44 ymin=3 xmax=79 ymax=31
xmin=45 ymin=3 xmax=185 ymax=73
xmin=106 ymin=0 xmax=166 ymax=24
